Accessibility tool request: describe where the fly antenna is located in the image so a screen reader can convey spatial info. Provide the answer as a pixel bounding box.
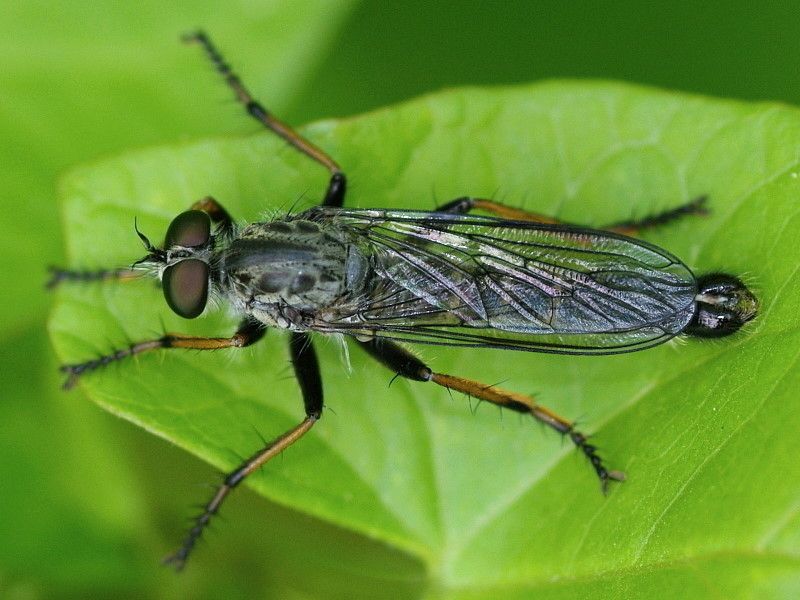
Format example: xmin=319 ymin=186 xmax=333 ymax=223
xmin=133 ymin=217 xmax=166 ymax=264
xmin=134 ymin=217 xmax=155 ymax=251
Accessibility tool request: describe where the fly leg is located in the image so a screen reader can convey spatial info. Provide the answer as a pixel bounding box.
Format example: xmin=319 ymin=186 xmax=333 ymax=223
xmin=603 ymin=195 xmax=708 ymax=235
xmin=191 ymin=195 xmax=236 ymax=237
xmin=184 ymin=31 xmax=346 ymax=207
xmin=359 ymin=338 xmax=625 ymax=491
xmin=436 ymin=195 xmax=708 ymax=235
xmin=46 ymin=266 xmax=141 ymax=289
xmin=60 ymin=317 xmax=265 ymax=390
xmin=164 ymin=332 xmax=323 ymax=570
xmin=436 ymin=197 xmax=564 ymax=224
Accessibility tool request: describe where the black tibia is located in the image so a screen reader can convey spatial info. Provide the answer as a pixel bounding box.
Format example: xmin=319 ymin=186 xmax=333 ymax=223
xmin=183 ymin=31 xmax=347 ymax=209
xmin=164 ymin=332 xmax=323 ymax=570
xmin=45 ymin=266 xmax=140 ymax=289
xmin=359 ymin=338 xmax=624 ymax=490
xmin=437 ymin=195 xmax=708 ymax=236
xmin=191 ymin=196 xmax=234 ymax=234
xmin=59 ymin=317 xmax=266 ymax=390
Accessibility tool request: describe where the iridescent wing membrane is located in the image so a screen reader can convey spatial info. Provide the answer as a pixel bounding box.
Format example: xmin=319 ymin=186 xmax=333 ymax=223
xmin=308 ymin=207 xmax=698 ymax=354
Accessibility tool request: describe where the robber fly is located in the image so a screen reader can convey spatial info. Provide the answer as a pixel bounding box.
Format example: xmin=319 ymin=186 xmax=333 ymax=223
xmin=50 ymin=32 xmax=758 ymax=569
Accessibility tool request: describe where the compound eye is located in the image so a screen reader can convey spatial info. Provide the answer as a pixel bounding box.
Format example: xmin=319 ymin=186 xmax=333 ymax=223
xmin=165 ymin=210 xmax=211 ymax=248
xmin=162 ymin=259 xmax=209 ymax=319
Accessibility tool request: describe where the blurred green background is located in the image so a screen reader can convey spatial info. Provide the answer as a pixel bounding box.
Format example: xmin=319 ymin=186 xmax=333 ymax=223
xmin=2 ymin=2 xmax=799 ymax=598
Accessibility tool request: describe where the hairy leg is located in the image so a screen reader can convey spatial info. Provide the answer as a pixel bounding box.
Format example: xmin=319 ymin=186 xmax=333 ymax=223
xmin=163 ymin=332 xmax=323 ymax=570
xmin=184 ymin=31 xmax=346 ymax=207
xmin=437 ymin=195 xmax=708 ymax=235
xmin=359 ymin=338 xmax=625 ymax=490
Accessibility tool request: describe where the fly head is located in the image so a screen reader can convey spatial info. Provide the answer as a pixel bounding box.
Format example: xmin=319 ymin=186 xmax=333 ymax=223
xmin=134 ymin=209 xmax=215 ymax=319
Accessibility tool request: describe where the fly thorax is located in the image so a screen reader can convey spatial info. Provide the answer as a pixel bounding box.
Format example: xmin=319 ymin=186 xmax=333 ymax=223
xmin=219 ymin=219 xmax=356 ymax=317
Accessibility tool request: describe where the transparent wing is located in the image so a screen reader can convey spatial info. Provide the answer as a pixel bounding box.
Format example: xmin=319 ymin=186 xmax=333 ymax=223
xmin=305 ymin=207 xmax=698 ymax=355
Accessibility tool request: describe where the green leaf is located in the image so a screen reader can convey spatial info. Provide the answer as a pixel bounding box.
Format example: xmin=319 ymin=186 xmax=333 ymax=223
xmin=0 ymin=329 xmax=154 ymax=593
xmin=49 ymin=82 xmax=800 ymax=598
